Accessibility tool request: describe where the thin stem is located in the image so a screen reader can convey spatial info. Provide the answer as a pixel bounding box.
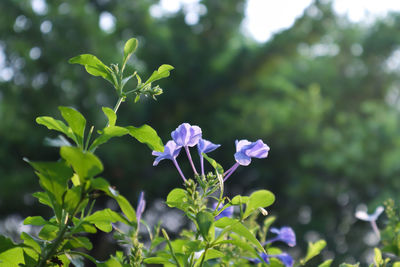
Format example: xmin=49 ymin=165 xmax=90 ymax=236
xmin=223 ymin=163 xmax=240 ymax=181
xmin=113 ymin=96 xmax=124 ymax=114
xmin=185 ymin=146 xmax=198 ymax=175
xmin=173 ymin=159 xmax=187 ymax=182
xmin=198 ymin=245 xmax=210 ymax=267
xmin=370 ymin=220 xmax=381 ymax=240
xmin=200 ymin=155 xmax=205 ymax=177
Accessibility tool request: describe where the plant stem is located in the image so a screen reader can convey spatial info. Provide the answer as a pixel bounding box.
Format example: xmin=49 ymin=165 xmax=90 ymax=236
xmin=198 ymin=244 xmax=210 ymax=267
xmin=113 ymin=96 xmax=124 ymax=114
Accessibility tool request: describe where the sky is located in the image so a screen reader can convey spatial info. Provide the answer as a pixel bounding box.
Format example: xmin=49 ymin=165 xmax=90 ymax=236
xmin=151 ymin=0 xmax=400 ymax=42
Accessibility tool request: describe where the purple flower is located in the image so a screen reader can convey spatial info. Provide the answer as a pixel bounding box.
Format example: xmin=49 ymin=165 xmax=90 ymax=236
xmin=224 ymin=139 xmax=270 ymax=181
xmin=355 ymin=206 xmax=384 ymax=239
xmin=152 ymin=140 xmax=186 ymax=181
xmin=251 ymin=253 xmax=293 ymax=267
xmin=136 ymin=191 xmax=146 ymax=231
xmin=265 ymin=227 xmax=296 ymax=247
xmin=197 ymin=138 xmax=220 ymax=176
xmin=171 ymin=123 xmax=202 ymax=175
xmin=171 ymin=123 xmax=202 ymax=147
xmin=234 ymin=139 xmax=270 ymax=166
xmin=213 ymin=203 xmax=233 ymax=220
xmin=152 ymin=140 xmax=181 ymax=166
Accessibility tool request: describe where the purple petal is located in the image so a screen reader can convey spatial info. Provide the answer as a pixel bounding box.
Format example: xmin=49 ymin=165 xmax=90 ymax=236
xmin=275 ymin=253 xmax=294 ymax=267
xmin=171 ymin=123 xmax=202 ymax=147
xmin=268 ymin=226 xmax=296 ymax=247
xmin=234 ymin=151 xmax=252 ymax=166
xmin=213 ymin=203 xmax=234 ymax=220
xmin=245 ymin=140 xmax=270 ymax=159
xmin=136 ymin=191 xmax=146 ymax=223
xmin=152 ymin=140 xmax=181 ymax=166
xmin=235 ymin=139 xmax=252 ymax=152
xmin=197 ymin=138 xmax=221 ymax=155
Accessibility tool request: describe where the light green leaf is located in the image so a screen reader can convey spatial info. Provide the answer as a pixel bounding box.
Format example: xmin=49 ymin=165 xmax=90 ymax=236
xmin=374 ymin=247 xmax=382 ymax=265
xmin=68 ymin=236 xmax=93 ymax=250
xmin=126 ymin=124 xmax=164 ymax=152
xmin=60 ymin=146 xmax=103 ymax=180
xmin=69 ymin=54 xmax=113 ymax=83
xmin=193 ymin=249 xmax=225 ymax=266
xmin=59 ymin=106 xmax=86 ymax=147
xmin=85 ymin=209 xmax=129 ymax=232
xmin=166 ymin=188 xmax=188 ymax=211
xmin=392 ymin=262 xmax=400 ymax=267
xmin=215 ymin=217 xmax=265 ymax=252
xmin=300 ymin=240 xmax=327 ymax=265
xmin=243 ymin=190 xmax=275 ymax=219
xmin=319 ymin=259 xmax=333 ymax=267
xmin=144 ymin=64 xmax=174 ymax=85
xmin=89 ymin=126 xmax=129 ymax=151
xmin=64 ymin=186 xmax=82 ymax=213
xmin=144 ymin=257 xmax=172 ymax=265
xmin=0 ymin=247 xmax=25 ymax=265
xmin=115 ymin=195 xmax=136 ymax=222
xmin=102 ymin=107 xmax=117 ymax=127
xmin=23 ymin=216 xmax=48 ymax=226
xmin=32 ymin=192 xmax=52 ymax=208
xmin=36 ymin=116 xmax=75 ymax=142
xmin=202 ymin=153 xmax=224 ymax=174
xmin=39 ymin=224 xmax=58 ymax=240
xmin=231 ymin=195 xmax=249 ymax=205
xmin=339 ymin=264 xmax=360 ymax=267
xmin=196 ymin=211 xmax=214 ymax=241
xmin=123 ymin=38 xmax=138 ymax=66
xmin=20 ymin=232 xmax=41 ymax=253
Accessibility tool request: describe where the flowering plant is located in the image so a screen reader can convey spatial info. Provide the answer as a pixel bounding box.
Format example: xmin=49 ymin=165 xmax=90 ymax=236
xmin=0 ymin=38 xmax=398 ymax=267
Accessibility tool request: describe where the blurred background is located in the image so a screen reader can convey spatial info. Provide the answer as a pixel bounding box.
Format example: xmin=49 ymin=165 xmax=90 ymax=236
xmin=2 ymin=0 xmax=400 ymax=264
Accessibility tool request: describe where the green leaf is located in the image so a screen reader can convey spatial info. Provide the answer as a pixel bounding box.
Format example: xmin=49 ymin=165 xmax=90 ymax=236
xmin=374 ymin=247 xmax=382 ymax=265
xmin=32 ymin=192 xmax=52 ymax=208
xmin=59 ymin=106 xmax=86 ymax=147
xmin=166 ymin=188 xmax=188 ymax=211
xmin=23 ymin=216 xmax=48 ymax=226
xmin=69 ymin=54 xmax=113 ymax=83
xmin=144 ymin=257 xmax=172 ymax=265
xmin=68 ymin=236 xmax=93 ymax=250
xmin=243 ymin=190 xmax=275 ymax=219
xmin=126 ymin=124 xmax=164 ymax=152
xmin=196 ymin=211 xmax=214 ymax=241
xmin=319 ymin=259 xmax=333 ymax=267
xmin=0 ymin=236 xmax=18 ymax=253
xmin=392 ymin=262 xmax=400 ymax=267
xmin=89 ymin=126 xmax=129 ymax=151
xmin=102 ymin=107 xmax=117 ymax=127
xmin=0 ymin=247 xmax=25 ymax=265
xmin=215 ymin=217 xmax=265 ymax=252
xmin=39 ymin=224 xmax=59 ymax=240
xmin=36 ymin=116 xmax=75 ymax=142
xmin=64 ymin=186 xmax=82 ymax=213
xmin=300 ymin=240 xmax=327 ymax=265
xmin=216 ymin=239 xmax=258 ymax=257
xmin=20 ymin=232 xmax=41 ymax=253
xmin=339 ymin=264 xmax=360 ymax=267
xmin=202 ymin=153 xmax=224 ymax=174
xmin=27 ymin=160 xmax=72 ymax=205
xmin=115 ymin=195 xmax=136 ymax=222
xmin=193 ymin=249 xmax=225 ymax=266
xmin=85 ymin=209 xmax=129 ymax=232
xmin=60 ymin=146 xmax=103 ymax=180
xmin=144 ymin=64 xmax=174 ymax=85
xmin=231 ymin=195 xmax=249 ymax=205
xmin=123 ymin=38 xmax=138 ymax=66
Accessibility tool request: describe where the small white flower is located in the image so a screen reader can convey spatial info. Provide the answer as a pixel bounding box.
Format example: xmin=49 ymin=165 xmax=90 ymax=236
xmin=355 ymin=206 xmax=384 ymax=222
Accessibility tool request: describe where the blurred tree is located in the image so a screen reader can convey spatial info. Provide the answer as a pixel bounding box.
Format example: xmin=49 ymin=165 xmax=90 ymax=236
xmin=1 ymin=0 xmax=400 ymax=264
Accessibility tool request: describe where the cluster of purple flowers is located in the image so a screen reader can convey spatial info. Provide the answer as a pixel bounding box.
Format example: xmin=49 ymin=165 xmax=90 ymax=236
xmin=152 ymin=123 xmax=270 ymax=182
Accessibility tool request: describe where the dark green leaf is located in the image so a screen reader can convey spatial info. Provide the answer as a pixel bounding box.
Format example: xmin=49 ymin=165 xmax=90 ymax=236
xmin=196 ymin=211 xmax=214 ymax=241
xmin=126 ymin=124 xmax=164 ymax=152
xmin=20 ymin=232 xmax=41 ymax=253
